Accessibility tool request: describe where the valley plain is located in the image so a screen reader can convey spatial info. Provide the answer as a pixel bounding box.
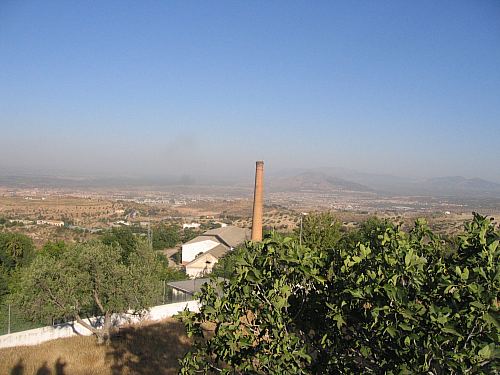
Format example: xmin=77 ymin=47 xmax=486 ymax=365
xmin=2 ymin=171 xmax=500 ymax=246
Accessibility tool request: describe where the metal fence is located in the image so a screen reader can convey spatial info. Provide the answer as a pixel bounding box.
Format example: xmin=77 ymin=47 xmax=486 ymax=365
xmin=0 ymin=302 xmax=48 ymax=336
xmin=0 ymin=281 xmax=194 ymax=336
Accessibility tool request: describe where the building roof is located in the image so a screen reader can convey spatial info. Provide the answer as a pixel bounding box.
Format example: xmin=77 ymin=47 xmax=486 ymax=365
xmin=206 ymin=243 xmax=230 ymax=258
xmin=167 ymin=278 xmax=224 ymax=295
xmin=185 ymin=253 xmax=218 ymax=270
xmin=183 ymin=235 xmax=220 ymax=246
xmin=203 ymin=226 xmax=250 ymax=248
xmin=185 ymin=244 xmax=229 ymax=269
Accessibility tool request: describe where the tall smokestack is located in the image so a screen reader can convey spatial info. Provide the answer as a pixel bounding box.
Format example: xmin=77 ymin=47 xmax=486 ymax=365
xmin=251 ymin=160 xmax=264 ymax=241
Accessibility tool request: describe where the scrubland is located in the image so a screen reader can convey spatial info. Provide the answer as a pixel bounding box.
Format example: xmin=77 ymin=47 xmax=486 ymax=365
xmin=0 ymin=318 xmax=190 ymax=375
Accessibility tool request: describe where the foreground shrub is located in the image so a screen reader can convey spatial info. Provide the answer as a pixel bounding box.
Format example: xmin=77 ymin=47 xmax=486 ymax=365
xmin=178 ymin=214 xmax=499 ymax=374
xmin=16 ymin=241 xmax=162 ymax=344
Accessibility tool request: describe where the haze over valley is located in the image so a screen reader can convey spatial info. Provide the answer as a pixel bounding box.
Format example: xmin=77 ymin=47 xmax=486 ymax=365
xmin=1 ymin=2 xmax=499 ymax=373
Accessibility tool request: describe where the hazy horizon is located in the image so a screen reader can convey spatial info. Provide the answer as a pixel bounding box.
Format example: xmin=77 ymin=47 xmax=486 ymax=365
xmin=1 ymin=164 xmax=500 ymax=187
xmin=1 ymin=1 xmax=499 ymax=183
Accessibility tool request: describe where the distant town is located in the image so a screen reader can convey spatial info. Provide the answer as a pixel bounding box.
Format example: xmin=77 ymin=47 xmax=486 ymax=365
xmin=2 ymin=171 xmax=500 ymax=251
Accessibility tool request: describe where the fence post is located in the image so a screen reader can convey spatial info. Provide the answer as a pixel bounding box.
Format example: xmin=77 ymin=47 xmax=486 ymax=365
xmin=163 ymin=280 xmax=166 ymax=304
xmin=8 ymin=304 xmax=11 ymax=334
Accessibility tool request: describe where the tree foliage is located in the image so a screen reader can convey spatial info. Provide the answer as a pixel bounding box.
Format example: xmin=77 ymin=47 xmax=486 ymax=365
xmin=38 ymin=240 xmax=68 ymax=260
xmin=182 ymin=228 xmax=202 ymax=243
xmin=101 ymin=227 xmax=139 ymax=263
xmin=153 ymin=224 xmax=180 ymax=250
xmin=0 ymin=232 xmax=35 ymax=313
xmin=210 ymin=246 xmax=247 ymax=279
xmin=179 ymin=234 xmax=323 ymax=374
xmin=0 ymin=232 xmax=35 ymax=272
xmin=179 ymin=213 xmax=499 ymax=374
xmin=296 ymin=212 xmax=343 ymax=251
xmin=15 ymin=241 xmax=162 ymax=344
xmin=156 ymin=252 xmax=188 ymax=281
xmin=342 ymin=216 xmax=395 ymax=250
xmin=0 ymin=268 xmax=9 ymax=299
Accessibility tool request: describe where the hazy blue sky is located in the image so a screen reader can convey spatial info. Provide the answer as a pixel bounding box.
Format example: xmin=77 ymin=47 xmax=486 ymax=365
xmin=1 ymin=1 xmax=499 ymax=181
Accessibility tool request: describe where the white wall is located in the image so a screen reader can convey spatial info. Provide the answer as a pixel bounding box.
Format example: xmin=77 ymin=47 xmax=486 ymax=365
xmin=182 ymin=223 xmax=201 ymax=229
xmin=185 ymin=254 xmax=219 ymax=278
xmin=0 ymin=300 xmax=199 ymax=349
xmin=181 ymin=239 xmax=219 ymax=263
xmin=185 ymin=265 xmax=214 ymax=278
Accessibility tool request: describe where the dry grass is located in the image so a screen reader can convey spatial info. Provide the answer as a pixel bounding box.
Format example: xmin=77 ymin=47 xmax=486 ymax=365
xmin=0 ymin=318 xmax=191 ymax=375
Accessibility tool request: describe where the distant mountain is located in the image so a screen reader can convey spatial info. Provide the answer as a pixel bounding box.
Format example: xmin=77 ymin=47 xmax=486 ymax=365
xmin=0 ymin=174 xmax=233 ymax=189
xmin=419 ymin=176 xmax=500 ymax=196
xmin=2 ymin=169 xmax=500 ymax=199
xmin=269 ymin=168 xmax=500 ymax=198
xmin=312 ymin=167 xmax=418 ymax=194
xmin=268 ymin=171 xmax=373 ymax=193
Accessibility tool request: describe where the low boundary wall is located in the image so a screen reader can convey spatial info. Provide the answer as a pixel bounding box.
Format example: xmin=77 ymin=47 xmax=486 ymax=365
xmin=0 ymin=300 xmax=199 ymax=349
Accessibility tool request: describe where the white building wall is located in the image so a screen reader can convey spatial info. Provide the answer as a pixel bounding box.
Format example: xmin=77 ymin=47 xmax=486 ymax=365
xmin=185 ymin=264 xmax=216 ymax=278
xmin=183 ymin=223 xmax=201 ymax=229
xmin=0 ymin=300 xmax=199 ymax=349
xmin=185 ymin=254 xmax=219 ymax=278
xmin=181 ymin=239 xmax=219 ymax=263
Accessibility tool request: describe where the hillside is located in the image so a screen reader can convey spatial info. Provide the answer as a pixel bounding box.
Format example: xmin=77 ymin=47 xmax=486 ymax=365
xmin=271 ymin=168 xmax=500 ymax=198
xmin=421 ymin=176 xmax=500 ymax=194
xmin=0 ymin=318 xmax=190 ymax=375
xmin=269 ymin=171 xmax=372 ymax=193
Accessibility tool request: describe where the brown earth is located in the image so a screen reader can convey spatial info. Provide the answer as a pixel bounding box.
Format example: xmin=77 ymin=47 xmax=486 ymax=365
xmin=0 ymin=318 xmax=191 ymax=375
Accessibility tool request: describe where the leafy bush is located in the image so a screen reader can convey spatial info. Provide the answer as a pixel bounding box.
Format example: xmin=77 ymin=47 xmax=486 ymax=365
xmin=15 ymin=241 xmax=162 ymax=344
xmin=101 ymin=227 xmax=138 ymax=263
xmin=152 ymin=224 xmax=180 ymax=250
xmin=38 ymin=240 xmax=68 ymax=259
xmin=178 ymin=214 xmax=499 ymax=374
xmin=210 ymin=246 xmax=248 ymax=279
xmin=296 ymin=212 xmax=343 ymax=250
xmin=0 ymin=232 xmax=35 ymax=271
xmin=156 ymin=251 xmax=189 ymax=281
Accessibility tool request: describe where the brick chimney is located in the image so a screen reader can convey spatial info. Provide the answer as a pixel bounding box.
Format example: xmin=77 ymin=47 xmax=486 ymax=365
xmin=251 ymin=160 xmax=264 ymax=241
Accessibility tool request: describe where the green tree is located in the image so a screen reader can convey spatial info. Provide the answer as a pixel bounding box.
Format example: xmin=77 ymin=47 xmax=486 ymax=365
xmin=179 ymin=214 xmax=499 ymax=373
xmin=0 ymin=232 xmax=35 ymax=271
xmin=341 ymin=216 xmax=394 ymax=251
xmin=182 ymin=228 xmax=201 ymax=243
xmin=15 ymin=241 xmax=162 ymax=344
xmin=101 ymin=227 xmax=138 ymax=263
xmin=200 ymin=221 xmax=221 ymax=231
xmin=38 ymin=240 xmax=68 ymax=259
xmin=0 ymin=267 xmax=9 ymax=300
xmin=178 ymin=233 xmax=326 ymax=373
xmin=155 ymin=252 xmax=188 ymax=281
xmin=210 ymin=246 xmax=247 ymax=279
xmin=310 ymin=215 xmax=499 ymax=373
xmin=296 ymin=212 xmax=342 ymax=251
xmin=152 ymin=224 xmax=180 ymax=250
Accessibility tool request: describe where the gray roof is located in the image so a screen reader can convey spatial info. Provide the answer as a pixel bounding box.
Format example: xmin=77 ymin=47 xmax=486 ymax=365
xmin=184 ymin=235 xmax=219 ymax=245
xmin=167 ymin=277 xmax=224 ymax=295
xmin=184 ymin=244 xmax=229 ymax=268
xmin=206 ymin=243 xmax=230 ymax=258
xmin=203 ymin=226 xmax=250 ymax=248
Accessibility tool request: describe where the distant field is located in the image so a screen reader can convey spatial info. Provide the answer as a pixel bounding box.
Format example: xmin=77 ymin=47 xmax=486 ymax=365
xmin=0 ymin=196 xmax=115 ymax=221
xmin=1 ymin=188 xmax=498 ymax=248
xmin=0 ymin=318 xmax=191 ymax=375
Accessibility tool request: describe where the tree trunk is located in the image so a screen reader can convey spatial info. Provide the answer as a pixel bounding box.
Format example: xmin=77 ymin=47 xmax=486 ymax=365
xmin=92 ymin=289 xmax=113 ymax=345
xmin=75 ymin=313 xmax=112 ymax=345
xmin=96 ymin=331 xmax=105 ymax=345
xmin=103 ymin=311 xmax=112 ymax=345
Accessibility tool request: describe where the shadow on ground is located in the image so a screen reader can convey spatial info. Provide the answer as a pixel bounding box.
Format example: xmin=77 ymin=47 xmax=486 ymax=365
xmin=10 ymin=358 xmax=67 ymax=375
xmin=106 ymin=320 xmax=191 ymax=375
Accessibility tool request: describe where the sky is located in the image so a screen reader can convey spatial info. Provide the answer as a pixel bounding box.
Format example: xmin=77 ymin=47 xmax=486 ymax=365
xmin=1 ymin=1 xmax=499 ymax=182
